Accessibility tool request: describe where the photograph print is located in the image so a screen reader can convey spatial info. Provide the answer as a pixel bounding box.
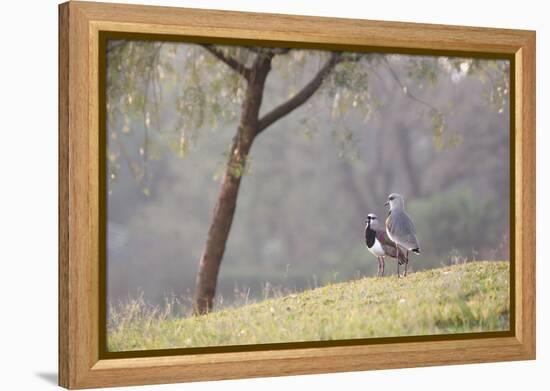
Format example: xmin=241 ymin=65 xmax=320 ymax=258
xmin=104 ymin=37 xmax=511 ymax=353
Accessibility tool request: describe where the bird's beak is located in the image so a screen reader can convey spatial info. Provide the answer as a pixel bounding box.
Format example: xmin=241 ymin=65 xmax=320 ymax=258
xmin=384 ymin=201 xmax=389 ymax=207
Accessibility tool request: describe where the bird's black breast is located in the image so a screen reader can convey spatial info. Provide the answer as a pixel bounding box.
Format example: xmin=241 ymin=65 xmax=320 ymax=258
xmin=365 ymin=226 xmax=376 ymax=248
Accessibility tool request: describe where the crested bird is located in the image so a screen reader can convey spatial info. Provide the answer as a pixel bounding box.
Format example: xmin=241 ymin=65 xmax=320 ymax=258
xmin=365 ymin=213 xmax=407 ymax=277
xmin=385 ymin=193 xmax=420 ymax=277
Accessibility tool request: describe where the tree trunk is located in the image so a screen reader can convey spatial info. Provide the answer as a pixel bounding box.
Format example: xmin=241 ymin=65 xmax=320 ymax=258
xmin=193 ymin=131 xmax=254 ymax=314
xmin=193 ymin=55 xmax=272 ymax=315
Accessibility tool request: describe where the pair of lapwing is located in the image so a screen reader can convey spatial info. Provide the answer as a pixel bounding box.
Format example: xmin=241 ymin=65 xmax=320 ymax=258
xmin=365 ymin=193 xmax=420 ymax=278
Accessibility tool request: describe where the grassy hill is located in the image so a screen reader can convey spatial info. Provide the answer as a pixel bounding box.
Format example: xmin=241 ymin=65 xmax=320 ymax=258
xmin=108 ymin=261 xmax=509 ymax=352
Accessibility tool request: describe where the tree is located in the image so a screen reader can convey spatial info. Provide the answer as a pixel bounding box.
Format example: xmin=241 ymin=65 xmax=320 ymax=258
xmin=192 ymin=47 xmax=351 ymax=314
xmin=106 ymin=41 xmax=509 ymax=314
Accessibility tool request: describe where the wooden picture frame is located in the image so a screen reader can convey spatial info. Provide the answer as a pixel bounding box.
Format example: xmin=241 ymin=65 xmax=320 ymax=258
xmin=59 ymin=1 xmax=536 ymax=389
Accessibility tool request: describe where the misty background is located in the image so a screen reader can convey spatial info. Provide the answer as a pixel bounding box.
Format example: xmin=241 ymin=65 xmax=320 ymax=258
xmin=106 ymin=42 xmax=510 ymax=311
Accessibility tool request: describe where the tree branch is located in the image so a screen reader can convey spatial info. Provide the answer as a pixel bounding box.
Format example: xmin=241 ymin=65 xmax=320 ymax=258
xmin=200 ymin=44 xmax=251 ymax=80
xmin=340 ymin=52 xmax=366 ymax=62
xmin=257 ymin=52 xmax=341 ymax=133
xmin=270 ymin=47 xmax=292 ymax=55
xmin=246 ymin=47 xmax=292 ymax=56
xmin=382 ymin=57 xmax=440 ymax=112
xmin=106 ymin=41 xmax=127 ymax=53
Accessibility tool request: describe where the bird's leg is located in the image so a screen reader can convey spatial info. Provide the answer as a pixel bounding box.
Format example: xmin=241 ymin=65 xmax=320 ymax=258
xmin=377 ymin=257 xmax=381 ymax=277
xmin=396 ymin=245 xmax=400 ymax=278
xmin=404 ymin=250 xmax=409 ymax=277
xmin=381 ymin=256 xmax=385 ymax=276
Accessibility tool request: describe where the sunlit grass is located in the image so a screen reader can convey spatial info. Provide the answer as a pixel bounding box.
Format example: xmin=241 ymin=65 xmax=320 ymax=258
xmin=108 ymin=261 xmax=509 ymax=352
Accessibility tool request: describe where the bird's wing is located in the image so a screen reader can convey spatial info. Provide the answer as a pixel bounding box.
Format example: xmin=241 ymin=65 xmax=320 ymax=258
xmin=376 ymin=229 xmax=395 ymax=249
xmin=375 ymin=229 xmax=408 ymax=264
xmin=386 ymin=211 xmax=420 ymax=249
xmin=376 ymin=229 xmax=396 ymax=255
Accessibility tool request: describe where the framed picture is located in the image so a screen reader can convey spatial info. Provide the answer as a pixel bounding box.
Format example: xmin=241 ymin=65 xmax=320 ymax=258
xmin=59 ymin=1 xmax=536 ymax=389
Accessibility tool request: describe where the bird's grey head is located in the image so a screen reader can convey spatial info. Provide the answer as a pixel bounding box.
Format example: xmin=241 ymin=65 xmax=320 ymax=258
xmin=365 ymin=213 xmax=381 ymax=229
xmin=385 ymin=193 xmax=405 ymax=210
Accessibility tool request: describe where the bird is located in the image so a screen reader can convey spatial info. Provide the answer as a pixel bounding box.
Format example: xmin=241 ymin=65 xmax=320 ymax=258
xmin=384 ymin=193 xmax=420 ymax=277
xmin=365 ymin=213 xmax=407 ymax=277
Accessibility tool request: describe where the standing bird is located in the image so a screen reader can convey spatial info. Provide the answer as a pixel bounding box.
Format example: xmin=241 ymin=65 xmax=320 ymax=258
xmin=365 ymin=214 xmax=407 ymax=277
xmin=385 ymin=193 xmax=420 ymax=277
